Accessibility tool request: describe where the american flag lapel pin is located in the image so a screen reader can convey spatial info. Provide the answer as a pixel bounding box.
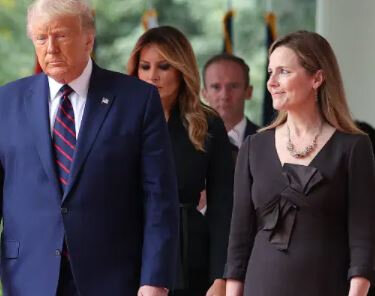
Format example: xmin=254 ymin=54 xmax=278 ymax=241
xmin=101 ymin=97 xmax=110 ymax=104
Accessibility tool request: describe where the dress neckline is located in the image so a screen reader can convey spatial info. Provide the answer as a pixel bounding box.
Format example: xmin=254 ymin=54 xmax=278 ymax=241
xmin=272 ymin=128 xmax=338 ymax=168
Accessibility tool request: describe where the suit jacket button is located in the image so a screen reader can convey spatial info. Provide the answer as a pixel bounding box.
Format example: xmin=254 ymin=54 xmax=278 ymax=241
xmin=61 ymin=207 xmax=68 ymax=214
xmin=55 ymin=249 xmax=62 ymax=256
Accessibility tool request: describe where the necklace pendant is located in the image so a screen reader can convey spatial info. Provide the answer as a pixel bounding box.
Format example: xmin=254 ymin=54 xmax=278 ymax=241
xmin=286 ymin=125 xmax=321 ymax=159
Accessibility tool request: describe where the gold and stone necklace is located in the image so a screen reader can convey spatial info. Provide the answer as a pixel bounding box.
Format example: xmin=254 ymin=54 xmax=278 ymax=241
xmin=286 ymin=124 xmax=322 ymax=159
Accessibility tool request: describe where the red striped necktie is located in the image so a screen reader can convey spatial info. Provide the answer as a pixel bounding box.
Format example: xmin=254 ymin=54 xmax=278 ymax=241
xmin=53 ymin=84 xmax=76 ymax=193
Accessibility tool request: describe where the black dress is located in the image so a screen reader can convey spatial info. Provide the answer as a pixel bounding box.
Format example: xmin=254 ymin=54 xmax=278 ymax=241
xmin=168 ymin=105 xmax=234 ymax=295
xmin=225 ymin=129 xmax=375 ymax=295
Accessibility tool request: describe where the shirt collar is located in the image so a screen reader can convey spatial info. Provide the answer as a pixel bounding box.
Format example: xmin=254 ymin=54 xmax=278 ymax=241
xmin=48 ymin=58 xmax=93 ymax=102
xmin=227 ymin=117 xmax=247 ymax=148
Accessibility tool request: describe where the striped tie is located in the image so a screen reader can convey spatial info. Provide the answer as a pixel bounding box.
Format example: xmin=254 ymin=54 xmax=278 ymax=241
xmin=53 ymin=85 xmax=76 ymax=193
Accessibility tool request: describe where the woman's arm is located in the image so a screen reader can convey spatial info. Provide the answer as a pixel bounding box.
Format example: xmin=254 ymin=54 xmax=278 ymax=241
xmin=347 ymin=136 xmax=375 ymax=291
xmin=348 ymin=277 xmax=370 ymax=296
xmin=226 ymin=279 xmax=244 ymax=296
xmin=205 ymin=116 xmax=235 ymax=281
xmin=223 ymin=136 xmax=256 ymax=281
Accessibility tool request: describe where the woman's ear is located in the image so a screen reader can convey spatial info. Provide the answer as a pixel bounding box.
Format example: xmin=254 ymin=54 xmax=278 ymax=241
xmin=312 ymin=69 xmax=324 ymax=90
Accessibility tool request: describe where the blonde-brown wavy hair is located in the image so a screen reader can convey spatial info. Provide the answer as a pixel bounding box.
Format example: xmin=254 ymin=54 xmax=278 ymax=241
xmin=128 ymin=26 xmax=215 ymax=151
xmin=262 ymin=30 xmax=363 ymax=134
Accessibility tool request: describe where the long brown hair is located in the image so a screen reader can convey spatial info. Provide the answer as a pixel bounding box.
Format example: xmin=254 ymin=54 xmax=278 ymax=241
xmin=128 ymin=26 xmax=214 ymax=151
xmin=263 ymin=30 xmax=363 ymax=134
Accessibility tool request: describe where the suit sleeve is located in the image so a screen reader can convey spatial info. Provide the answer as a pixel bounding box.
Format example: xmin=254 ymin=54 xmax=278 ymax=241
xmin=0 ymin=162 xmax=3 ymax=221
xmin=347 ymin=135 xmax=375 ymax=283
xmin=0 ymin=160 xmax=3 ymax=276
xmin=139 ymin=86 xmax=179 ymax=289
xmin=205 ymin=116 xmax=234 ymax=281
xmin=224 ymin=136 xmax=256 ymax=281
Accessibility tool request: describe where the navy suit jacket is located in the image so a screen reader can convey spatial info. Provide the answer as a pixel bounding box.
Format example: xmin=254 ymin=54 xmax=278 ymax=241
xmin=0 ymin=64 xmax=179 ymax=295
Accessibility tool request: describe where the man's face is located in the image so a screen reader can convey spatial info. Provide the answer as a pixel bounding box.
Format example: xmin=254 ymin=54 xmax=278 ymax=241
xmin=30 ymin=14 xmax=94 ymax=83
xmin=202 ymin=60 xmax=252 ymax=127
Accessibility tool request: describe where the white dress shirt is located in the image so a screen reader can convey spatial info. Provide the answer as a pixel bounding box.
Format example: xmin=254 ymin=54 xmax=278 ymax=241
xmin=48 ymin=59 xmax=93 ymax=138
xmin=227 ymin=116 xmax=247 ymax=149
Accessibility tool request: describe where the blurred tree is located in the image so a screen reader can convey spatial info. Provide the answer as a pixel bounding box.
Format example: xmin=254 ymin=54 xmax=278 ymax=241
xmin=0 ymin=0 xmax=34 ymax=85
xmin=0 ymin=0 xmax=315 ymax=123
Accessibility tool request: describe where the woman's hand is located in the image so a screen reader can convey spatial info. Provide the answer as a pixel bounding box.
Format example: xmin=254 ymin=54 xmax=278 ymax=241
xmin=206 ymin=279 xmax=226 ymax=296
xmin=137 ymin=285 xmax=168 ymax=296
xmin=226 ymin=279 xmax=244 ymax=296
xmin=348 ymin=277 xmax=370 ymax=296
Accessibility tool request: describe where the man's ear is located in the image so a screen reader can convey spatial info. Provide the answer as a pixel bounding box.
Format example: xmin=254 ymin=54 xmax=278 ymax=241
xmin=244 ymin=85 xmax=253 ymax=101
xmin=86 ymin=32 xmax=95 ymax=53
xmin=312 ymin=69 xmax=324 ymax=90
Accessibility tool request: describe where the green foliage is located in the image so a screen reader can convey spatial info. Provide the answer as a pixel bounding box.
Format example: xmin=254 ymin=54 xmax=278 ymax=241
xmin=0 ymin=0 xmax=34 ymax=85
xmin=92 ymin=0 xmax=315 ymax=124
xmin=0 ymin=0 xmax=315 ymax=123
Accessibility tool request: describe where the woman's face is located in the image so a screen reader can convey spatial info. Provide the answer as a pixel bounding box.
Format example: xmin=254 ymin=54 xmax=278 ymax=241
xmin=267 ymin=46 xmax=318 ymax=112
xmin=138 ymin=44 xmax=181 ymax=104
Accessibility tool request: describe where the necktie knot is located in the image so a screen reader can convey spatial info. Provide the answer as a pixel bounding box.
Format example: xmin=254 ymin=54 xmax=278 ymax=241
xmin=60 ymin=84 xmax=73 ymax=98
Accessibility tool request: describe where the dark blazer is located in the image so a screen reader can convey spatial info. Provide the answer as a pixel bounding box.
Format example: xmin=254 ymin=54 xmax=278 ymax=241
xmin=0 ymin=64 xmax=179 ymax=296
xmin=168 ymin=105 xmax=233 ymax=291
xmin=244 ymin=118 xmax=259 ymax=139
xmin=230 ymin=118 xmax=259 ymax=162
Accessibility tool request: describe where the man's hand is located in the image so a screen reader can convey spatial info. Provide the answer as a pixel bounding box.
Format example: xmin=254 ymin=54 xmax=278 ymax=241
xmin=137 ymin=285 xmax=168 ymax=296
xmin=206 ymin=279 xmax=226 ymax=296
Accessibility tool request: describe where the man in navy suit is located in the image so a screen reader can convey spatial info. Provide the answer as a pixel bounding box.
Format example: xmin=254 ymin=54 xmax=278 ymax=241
xmin=202 ymin=54 xmax=259 ymax=155
xmin=0 ymin=0 xmax=179 ymax=295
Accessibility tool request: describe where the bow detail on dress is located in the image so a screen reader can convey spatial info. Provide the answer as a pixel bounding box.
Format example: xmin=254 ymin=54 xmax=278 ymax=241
xmin=256 ymin=164 xmax=324 ymax=251
xmin=282 ymin=163 xmax=324 ymax=195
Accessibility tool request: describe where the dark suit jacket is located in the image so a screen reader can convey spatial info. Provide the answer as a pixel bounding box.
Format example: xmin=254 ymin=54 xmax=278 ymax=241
xmin=168 ymin=105 xmax=233 ymax=289
xmin=244 ymin=118 xmax=259 ymax=139
xmin=0 ymin=64 xmax=179 ymax=295
xmin=230 ymin=118 xmax=259 ymax=162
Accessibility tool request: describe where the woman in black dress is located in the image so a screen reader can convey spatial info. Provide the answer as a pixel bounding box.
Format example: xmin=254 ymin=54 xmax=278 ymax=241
xmin=128 ymin=26 xmax=233 ymax=296
xmin=225 ymin=31 xmax=375 ymax=296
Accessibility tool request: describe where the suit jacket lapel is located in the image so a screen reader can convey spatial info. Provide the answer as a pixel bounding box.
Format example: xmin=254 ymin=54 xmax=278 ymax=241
xmin=62 ymin=66 xmax=115 ymax=201
xmin=24 ymin=74 xmax=61 ymax=196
